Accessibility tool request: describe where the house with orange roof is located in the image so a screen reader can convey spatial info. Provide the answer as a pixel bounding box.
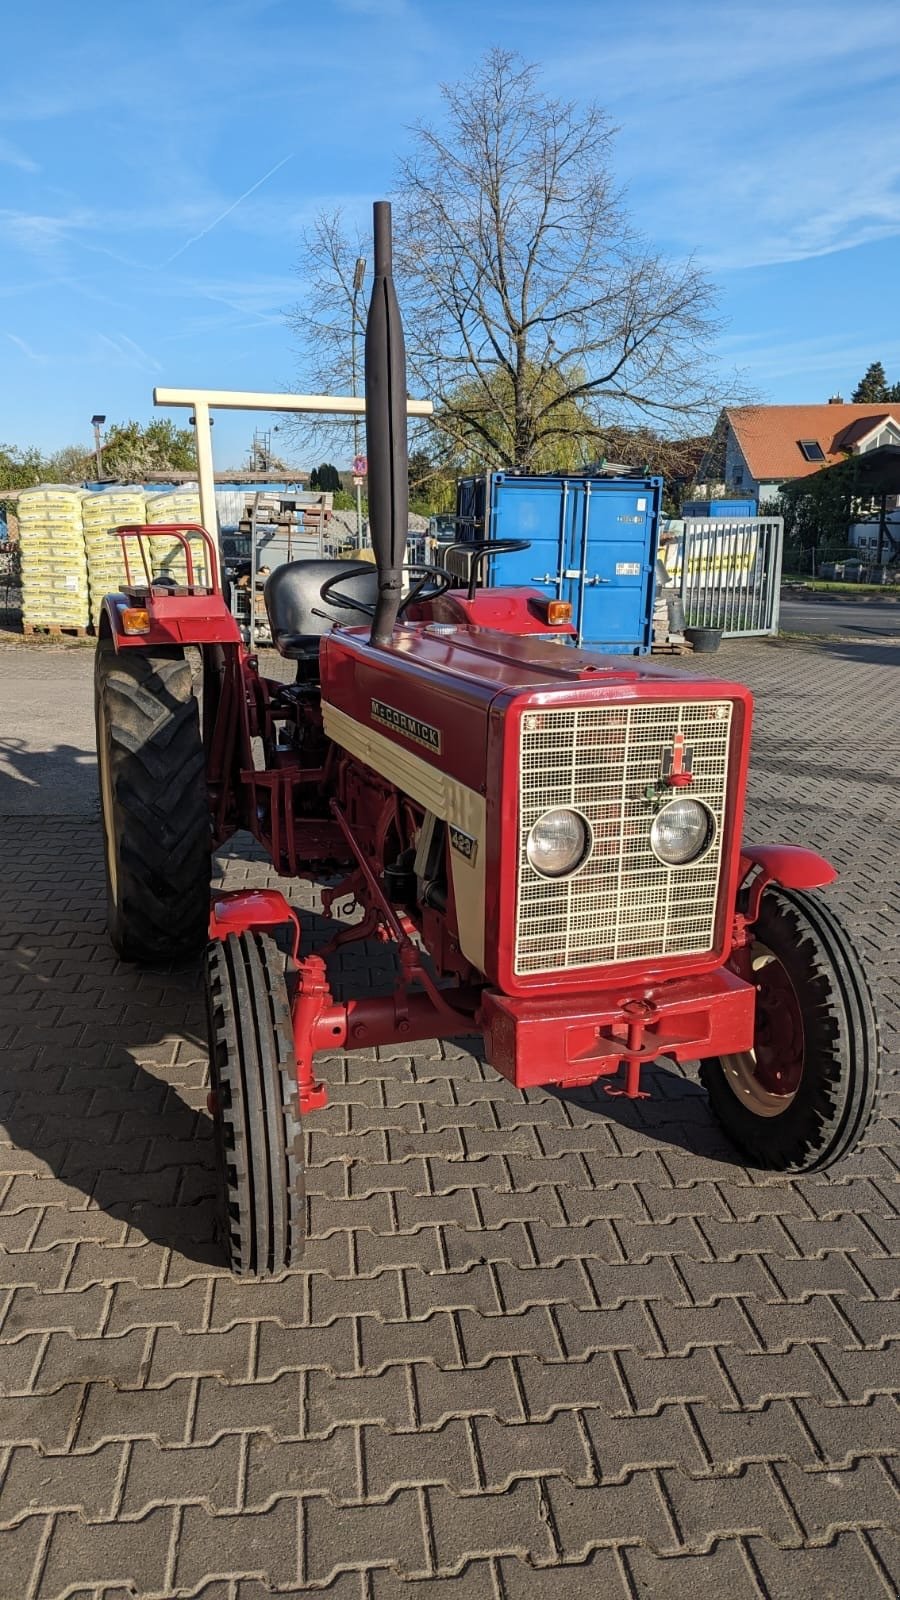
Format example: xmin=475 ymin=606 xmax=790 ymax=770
xmin=703 ymin=401 xmax=900 ymax=506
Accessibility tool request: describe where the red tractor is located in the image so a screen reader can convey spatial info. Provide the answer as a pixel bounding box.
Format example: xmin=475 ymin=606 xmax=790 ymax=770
xmin=94 ymin=204 xmax=880 ymax=1278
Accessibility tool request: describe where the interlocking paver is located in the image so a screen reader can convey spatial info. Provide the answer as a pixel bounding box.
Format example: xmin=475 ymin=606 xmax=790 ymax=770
xmin=748 ymin=1530 xmax=897 ymax=1599
xmin=0 ymin=1513 xmax=51 ymax=1600
xmin=473 ymin=1410 xmax=595 ymax=1488
xmin=427 ymin=1477 xmax=557 ymax=1570
xmin=303 ymin=1488 xmax=429 ymax=1582
xmin=35 ymin=1508 xmax=175 ymax=1599
xmin=1 ymin=633 xmax=898 ymax=1598
xmin=0 ymin=1440 xmax=125 ymax=1524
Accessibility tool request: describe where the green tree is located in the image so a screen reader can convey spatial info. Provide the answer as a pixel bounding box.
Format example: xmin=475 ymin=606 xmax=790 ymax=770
xmin=778 ymin=457 xmax=868 ymax=564
xmin=43 ymin=444 xmax=94 ymax=483
xmin=309 ymin=462 xmax=342 ymax=493
xmin=407 ymin=448 xmax=455 ymax=514
xmin=99 ymin=419 xmax=197 ymax=481
xmin=851 ymin=362 xmax=890 ymax=403
xmin=0 ymin=444 xmax=44 ymax=491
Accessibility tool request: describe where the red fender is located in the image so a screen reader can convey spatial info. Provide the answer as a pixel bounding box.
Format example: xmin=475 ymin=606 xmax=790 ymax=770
xmin=209 ymin=889 xmax=300 ymax=960
xmin=738 ymin=843 xmax=836 ymax=926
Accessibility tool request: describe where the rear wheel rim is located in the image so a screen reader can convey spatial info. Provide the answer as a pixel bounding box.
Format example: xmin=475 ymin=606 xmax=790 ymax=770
xmin=719 ymin=939 xmax=806 ymax=1118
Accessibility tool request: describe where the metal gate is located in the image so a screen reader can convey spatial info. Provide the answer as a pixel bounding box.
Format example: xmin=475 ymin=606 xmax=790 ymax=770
xmin=669 ymin=517 xmax=784 ymax=637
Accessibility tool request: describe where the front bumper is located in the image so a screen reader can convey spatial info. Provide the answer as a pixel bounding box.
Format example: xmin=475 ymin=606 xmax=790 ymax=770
xmin=480 ymin=967 xmax=756 ymax=1094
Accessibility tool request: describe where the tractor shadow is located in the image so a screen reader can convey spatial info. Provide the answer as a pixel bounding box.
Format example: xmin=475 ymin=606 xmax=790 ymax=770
xmin=0 ymin=824 xmax=451 ymax=1271
xmin=0 ymin=736 xmax=98 ymax=820
xmin=542 ymin=1062 xmax=748 ymax=1167
xmin=2 ymin=820 xmax=748 ymax=1272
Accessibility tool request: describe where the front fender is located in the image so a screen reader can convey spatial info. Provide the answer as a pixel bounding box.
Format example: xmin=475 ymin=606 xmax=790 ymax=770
xmin=739 ymin=843 xmax=837 ymax=925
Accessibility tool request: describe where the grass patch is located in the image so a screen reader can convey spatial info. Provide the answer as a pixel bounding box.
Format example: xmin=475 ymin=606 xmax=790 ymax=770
xmin=783 ymin=579 xmax=900 ymax=597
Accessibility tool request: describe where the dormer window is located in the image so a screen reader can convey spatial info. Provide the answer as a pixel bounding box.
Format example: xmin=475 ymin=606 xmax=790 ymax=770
xmin=799 ymin=440 xmax=826 ymax=462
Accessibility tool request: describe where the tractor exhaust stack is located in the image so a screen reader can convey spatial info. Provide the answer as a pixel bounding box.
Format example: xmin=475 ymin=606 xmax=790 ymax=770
xmin=365 ymin=200 xmax=409 ymax=647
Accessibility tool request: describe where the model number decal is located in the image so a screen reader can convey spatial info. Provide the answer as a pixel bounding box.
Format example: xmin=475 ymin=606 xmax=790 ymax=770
xmin=371 ymin=698 xmax=442 ymax=753
xmin=449 ymin=825 xmax=478 ymax=864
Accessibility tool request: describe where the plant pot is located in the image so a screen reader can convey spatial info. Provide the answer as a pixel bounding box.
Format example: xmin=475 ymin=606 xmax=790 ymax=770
xmin=684 ymin=626 xmax=723 ymax=653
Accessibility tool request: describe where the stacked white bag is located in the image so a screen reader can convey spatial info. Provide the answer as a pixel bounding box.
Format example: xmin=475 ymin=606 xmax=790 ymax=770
xmin=81 ymin=486 xmax=147 ymax=626
xmin=17 ymin=486 xmax=89 ymax=632
xmin=144 ymin=487 xmax=210 ymax=585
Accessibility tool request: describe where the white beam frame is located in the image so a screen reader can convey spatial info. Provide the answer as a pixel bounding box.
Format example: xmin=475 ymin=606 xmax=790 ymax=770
xmin=152 ymin=385 xmax=434 ymax=584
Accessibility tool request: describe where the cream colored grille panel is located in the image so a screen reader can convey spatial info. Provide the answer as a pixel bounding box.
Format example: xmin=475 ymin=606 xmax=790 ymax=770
xmin=515 ymin=700 xmax=733 ymax=975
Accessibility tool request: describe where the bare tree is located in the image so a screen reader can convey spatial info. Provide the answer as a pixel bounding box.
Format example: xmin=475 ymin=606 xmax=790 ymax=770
xmin=287 ymin=209 xmax=370 ymax=459
xmin=396 ymin=48 xmax=734 ymax=469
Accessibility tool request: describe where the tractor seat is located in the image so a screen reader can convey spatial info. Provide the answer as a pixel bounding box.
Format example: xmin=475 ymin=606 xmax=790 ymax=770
xmin=263 ymin=558 xmax=378 ymax=663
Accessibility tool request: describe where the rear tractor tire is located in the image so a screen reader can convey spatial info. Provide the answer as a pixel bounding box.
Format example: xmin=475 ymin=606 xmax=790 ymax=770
xmin=94 ymin=638 xmax=211 ymax=964
xmin=700 ymin=888 xmax=880 ymax=1172
xmin=205 ymin=931 xmax=305 ymax=1276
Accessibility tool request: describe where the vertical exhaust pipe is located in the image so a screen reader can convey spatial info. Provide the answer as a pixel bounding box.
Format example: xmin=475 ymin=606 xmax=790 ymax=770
xmin=365 ymin=200 xmax=408 ymax=647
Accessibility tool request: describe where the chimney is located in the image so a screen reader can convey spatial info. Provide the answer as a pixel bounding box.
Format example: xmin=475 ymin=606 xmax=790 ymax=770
xmin=828 ymin=394 xmax=844 ymax=405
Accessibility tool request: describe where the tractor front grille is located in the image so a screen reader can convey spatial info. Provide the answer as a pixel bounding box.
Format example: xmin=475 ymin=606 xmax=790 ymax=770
xmin=515 ymin=699 xmax=733 ymax=976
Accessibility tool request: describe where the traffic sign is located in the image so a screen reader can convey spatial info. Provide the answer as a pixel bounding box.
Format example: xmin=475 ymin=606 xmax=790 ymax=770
xmin=352 ymin=455 xmax=367 ymax=476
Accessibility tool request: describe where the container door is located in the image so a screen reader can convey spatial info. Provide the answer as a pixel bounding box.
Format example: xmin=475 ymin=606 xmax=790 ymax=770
xmin=576 ymin=483 xmax=658 ymax=653
xmin=490 ymin=475 xmax=573 ymax=598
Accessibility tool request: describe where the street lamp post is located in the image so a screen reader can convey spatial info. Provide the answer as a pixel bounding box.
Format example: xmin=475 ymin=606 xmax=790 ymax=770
xmin=350 ymin=256 xmax=366 ymax=544
xmin=91 ymin=414 xmax=106 ymax=481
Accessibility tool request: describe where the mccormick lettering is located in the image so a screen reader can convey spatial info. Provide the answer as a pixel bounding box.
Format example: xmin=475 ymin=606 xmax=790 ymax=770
xmin=371 ymin=698 xmax=442 ymax=753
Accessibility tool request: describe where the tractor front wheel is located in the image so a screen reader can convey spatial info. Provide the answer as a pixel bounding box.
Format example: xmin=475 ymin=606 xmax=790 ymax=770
xmin=205 ymin=930 xmax=305 ymax=1276
xmin=94 ymin=638 xmax=210 ymax=964
xmin=700 ymin=888 xmax=879 ymax=1172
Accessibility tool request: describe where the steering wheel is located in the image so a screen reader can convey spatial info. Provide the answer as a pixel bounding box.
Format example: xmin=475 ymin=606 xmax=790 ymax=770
xmin=319 ymin=562 xmax=454 ymax=619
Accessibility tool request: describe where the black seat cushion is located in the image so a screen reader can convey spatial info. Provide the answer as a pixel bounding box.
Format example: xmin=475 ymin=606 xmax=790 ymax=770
xmin=263 ymin=559 xmax=378 ymax=660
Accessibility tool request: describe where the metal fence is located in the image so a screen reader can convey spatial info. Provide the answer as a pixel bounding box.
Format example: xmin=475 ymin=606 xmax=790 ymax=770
xmin=668 ymin=518 xmax=784 ymax=637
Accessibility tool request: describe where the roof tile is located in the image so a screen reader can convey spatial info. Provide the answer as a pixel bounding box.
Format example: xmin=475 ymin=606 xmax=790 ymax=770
xmin=726 ymin=404 xmax=900 ymax=481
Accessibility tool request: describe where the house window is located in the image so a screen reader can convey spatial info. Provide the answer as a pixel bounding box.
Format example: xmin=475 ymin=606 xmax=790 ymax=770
xmin=799 ymin=440 xmax=826 ymax=462
xmin=733 ymin=466 xmax=744 ymax=485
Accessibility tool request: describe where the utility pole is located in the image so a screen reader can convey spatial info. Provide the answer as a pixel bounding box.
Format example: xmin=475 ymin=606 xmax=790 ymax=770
xmin=351 ymin=256 xmax=366 ymax=544
xmin=91 ymin=414 xmax=106 ymax=481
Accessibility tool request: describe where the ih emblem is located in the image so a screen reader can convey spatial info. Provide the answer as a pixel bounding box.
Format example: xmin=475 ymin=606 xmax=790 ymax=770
xmin=661 ymin=732 xmax=694 ymax=788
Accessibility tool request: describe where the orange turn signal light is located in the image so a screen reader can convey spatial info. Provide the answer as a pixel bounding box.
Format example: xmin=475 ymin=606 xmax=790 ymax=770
xmin=121 ymin=607 xmax=150 ymax=635
xmin=546 ymin=600 xmax=572 ymax=625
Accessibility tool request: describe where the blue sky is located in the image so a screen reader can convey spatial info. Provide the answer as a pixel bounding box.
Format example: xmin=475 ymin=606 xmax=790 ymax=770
xmin=2 ymin=0 xmax=899 ymax=470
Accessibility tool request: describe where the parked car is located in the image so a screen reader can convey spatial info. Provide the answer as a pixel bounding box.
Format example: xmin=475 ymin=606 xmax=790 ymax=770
xmin=819 ymin=557 xmax=868 ymax=581
xmin=428 ymin=514 xmax=458 ymax=544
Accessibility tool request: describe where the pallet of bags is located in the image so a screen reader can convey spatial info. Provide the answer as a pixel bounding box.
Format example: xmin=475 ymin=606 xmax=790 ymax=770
xmin=144 ymin=488 xmax=210 ymax=585
xmin=17 ymin=486 xmax=89 ymax=635
xmin=82 ymin=486 xmax=149 ymax=626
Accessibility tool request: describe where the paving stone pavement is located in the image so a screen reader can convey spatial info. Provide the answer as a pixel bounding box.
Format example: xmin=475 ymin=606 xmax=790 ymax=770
xmin=0 ymin=633 xmax=898 ymax=1599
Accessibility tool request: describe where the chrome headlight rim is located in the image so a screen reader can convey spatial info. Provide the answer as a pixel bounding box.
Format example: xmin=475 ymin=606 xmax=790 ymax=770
xmin=525 ymin=807 xmax=593 ymax=880
xmin=649 ymin=797 xmax=716 ymax=867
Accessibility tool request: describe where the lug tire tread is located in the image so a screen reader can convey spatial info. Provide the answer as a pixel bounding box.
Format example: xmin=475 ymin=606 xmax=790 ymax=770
xmin=205 ymin=931 xmax=304 ymax=1276
xmin=95 ymin=640 xmax=210 ymax=963
xmin=700 ymin=887 xmax=880 ymax=1172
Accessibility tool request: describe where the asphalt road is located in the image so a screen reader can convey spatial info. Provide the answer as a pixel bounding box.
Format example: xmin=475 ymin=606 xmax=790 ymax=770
xmin=0 ymin=641 xmax=97 ymax=817
xmin=780 ymin=594 xmax=900 ymax=637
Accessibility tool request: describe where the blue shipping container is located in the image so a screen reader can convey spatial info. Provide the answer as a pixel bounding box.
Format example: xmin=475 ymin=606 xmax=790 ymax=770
xmin=682 ymin=498 xmax=756 ymax=518
xmin=455 ymin=472 xmax=662 ymax=654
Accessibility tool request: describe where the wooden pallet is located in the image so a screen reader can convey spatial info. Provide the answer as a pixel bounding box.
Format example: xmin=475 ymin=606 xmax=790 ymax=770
xmin=22 ymin=622 xmax=91 ymax=640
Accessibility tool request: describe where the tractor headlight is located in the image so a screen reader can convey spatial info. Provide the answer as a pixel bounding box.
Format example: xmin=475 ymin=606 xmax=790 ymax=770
xmin=526 ymin=809 xmax=591 ymax=878
xmin=650 ymin=798 xmax=714 ymax=866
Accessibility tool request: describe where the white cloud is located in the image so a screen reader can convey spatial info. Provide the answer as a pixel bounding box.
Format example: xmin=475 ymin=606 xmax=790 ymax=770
xmin=6 ymin=332 xmax=47 ymax=363
xmin=0 ymin=138 xmax=38 ymax=174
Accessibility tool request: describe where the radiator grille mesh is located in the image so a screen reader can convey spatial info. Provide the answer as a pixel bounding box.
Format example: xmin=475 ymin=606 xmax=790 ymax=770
xmin=515 ymin=700 xmax=733 ymax=975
